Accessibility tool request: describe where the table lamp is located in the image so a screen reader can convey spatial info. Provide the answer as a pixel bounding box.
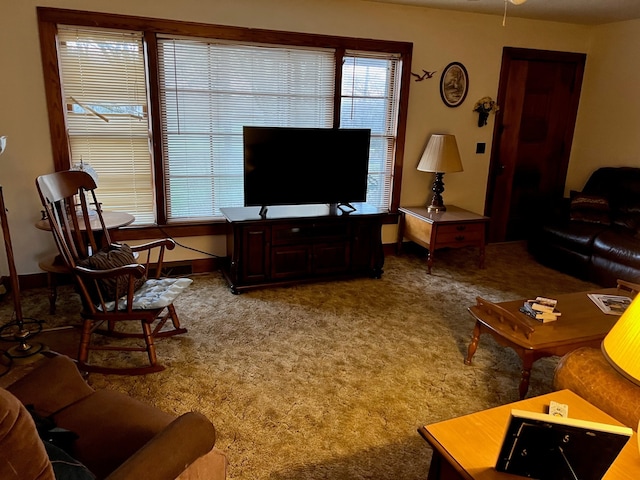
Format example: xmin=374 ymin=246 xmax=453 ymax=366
xmin=601 ymin=293 xmax=640 ymax=450
xmin=417 ymin=134 xmax=463 ymax=212
xmin=602 ymin=294 xmax=640 ymax=386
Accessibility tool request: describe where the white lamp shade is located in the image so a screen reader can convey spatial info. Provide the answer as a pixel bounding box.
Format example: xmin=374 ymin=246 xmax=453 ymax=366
xmin=417 ymin=134 xmax=463 ymax=174
xmin=602 ymin=293 xmax=640 ymax=386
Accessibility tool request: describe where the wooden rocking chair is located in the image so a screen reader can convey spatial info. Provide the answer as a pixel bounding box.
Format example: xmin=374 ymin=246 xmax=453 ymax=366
xmin=36 ymin=170 xmax=189 ymax=374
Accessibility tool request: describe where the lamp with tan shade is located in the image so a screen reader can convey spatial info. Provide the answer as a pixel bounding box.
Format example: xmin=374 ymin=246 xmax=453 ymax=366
xmin=417 ymin=134 xmax=463 ymax=212
xmin=601 ymin=293 xmax=640 ymax=450
xmin=602 ymin=294 xmax=640 ymax=387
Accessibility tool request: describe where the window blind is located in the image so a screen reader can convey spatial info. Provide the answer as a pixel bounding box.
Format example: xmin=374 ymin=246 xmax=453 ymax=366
xmin=157 ymin=38 xmax=336 ymax=220
xmin=57 ymin=26 xmax=154 ymax=224
xmin=341 ymin=51 xmax=401 ymax=210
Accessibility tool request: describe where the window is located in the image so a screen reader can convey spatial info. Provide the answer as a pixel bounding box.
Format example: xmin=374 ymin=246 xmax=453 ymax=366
xmin=157 ymin=38 xmax=335 ymax=219
xmin=57 ymin=27 xmax=155 ymax=224
xmin=38 ymin=8 xmax=411 ymax=229
xmin=341 ymin=52 xmax=401 ymax=209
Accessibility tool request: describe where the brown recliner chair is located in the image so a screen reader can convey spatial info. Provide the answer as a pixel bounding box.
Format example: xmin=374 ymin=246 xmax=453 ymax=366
xmin=554 ymin=346 xmax=640 ymax=430
xmin=0 ymin=355 xmax=227 ymax=479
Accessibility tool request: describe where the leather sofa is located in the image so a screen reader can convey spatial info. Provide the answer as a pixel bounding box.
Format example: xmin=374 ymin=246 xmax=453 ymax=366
xmin=554 ymin=346 xmax=640 ymax=430
xmin=0 ymin=355 xmax=227 ymax=480
xmin=528 ymin=166 xmax=640 ymax=287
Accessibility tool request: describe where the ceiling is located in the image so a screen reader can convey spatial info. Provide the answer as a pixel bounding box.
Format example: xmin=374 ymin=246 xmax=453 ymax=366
xmin=365 ymin=0 xmax=640 ymax=25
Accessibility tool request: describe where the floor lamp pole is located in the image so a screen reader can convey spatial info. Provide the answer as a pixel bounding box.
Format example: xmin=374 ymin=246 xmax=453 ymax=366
xmin=0 ymin=185 xmax=44 ymax=362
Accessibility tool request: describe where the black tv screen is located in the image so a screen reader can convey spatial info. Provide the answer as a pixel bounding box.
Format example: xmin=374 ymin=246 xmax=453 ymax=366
xmin=243 ymin=126 xmax=370 ymax=208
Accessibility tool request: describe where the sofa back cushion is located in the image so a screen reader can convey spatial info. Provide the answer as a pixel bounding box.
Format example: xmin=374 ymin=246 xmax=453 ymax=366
xmin=0 ymin=388 xmax=54 ymax=480
xmin=569 ymin=191 xmax=611 ymax=225
xmin=583 ymin=167 xmax=640 ymax=232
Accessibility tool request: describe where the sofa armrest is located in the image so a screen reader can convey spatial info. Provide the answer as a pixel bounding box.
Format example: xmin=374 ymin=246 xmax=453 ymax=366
xmin=554 ymin=347 xmax=640 ymax=430
xmin=7 ymin=355 xmax=94 ymax=417
xmin=177 ymin=447 xmax=227 ymax=480
xmin=106 ymin=412 xmax=216 ymax=480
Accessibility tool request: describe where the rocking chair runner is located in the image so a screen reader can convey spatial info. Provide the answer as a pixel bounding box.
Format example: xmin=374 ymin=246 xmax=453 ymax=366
xmin=36 ymin=170 xmax=189 ymax=374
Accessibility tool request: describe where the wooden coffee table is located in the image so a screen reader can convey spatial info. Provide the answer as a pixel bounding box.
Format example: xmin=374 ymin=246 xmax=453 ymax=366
xmin=464 ymin=284 xmax=636 ymax=399
xmin=418 ymin=389 xmax=640 ymax=480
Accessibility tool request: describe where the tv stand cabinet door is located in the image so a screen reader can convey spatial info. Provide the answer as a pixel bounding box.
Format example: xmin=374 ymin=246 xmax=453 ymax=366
xmin=271 ymin=245 xmax=312 ymax=279
xmin=351 ymin=218 xmax=384 ymax=277
xmin=239 ymin=225 xmax=270 ymax=284
xmin=313 ymin=242 xmax=350 ymax=275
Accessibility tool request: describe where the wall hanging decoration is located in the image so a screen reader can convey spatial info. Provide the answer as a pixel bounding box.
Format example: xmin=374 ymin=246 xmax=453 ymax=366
xmin=440 ymin=62 xmax=468 ymax=108
xmin=411 ymin=69 xmax=437 ymax=82
xmin=473 ymin=96 xmax=500 ymax=127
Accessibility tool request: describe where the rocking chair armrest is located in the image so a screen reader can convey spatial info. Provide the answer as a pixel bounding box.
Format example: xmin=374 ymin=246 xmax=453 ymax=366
xmin=74 ymin=263 xmax=146 ymax=279
xmin=106 ymin=412 xmax=216 ymax=480
xmin=128 ymin=238 xmax=176 ymax=252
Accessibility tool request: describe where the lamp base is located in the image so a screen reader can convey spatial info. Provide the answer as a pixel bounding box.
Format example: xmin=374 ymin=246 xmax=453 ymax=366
xmin=426 ymin=172 xmax=447 ymax=212
xmin=427 ymin=204 xmax=447 ymax=212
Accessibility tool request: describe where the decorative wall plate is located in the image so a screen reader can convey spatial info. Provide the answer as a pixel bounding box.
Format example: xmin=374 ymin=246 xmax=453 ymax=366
xmin=440 ymin=62 xmax=469 ymax=108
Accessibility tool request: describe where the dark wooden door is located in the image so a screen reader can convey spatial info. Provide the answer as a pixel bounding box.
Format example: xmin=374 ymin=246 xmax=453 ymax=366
xmin=485 ymin=48 xmax=586 ymax=242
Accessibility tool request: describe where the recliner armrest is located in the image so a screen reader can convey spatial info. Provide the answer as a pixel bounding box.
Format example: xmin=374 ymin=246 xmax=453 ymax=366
xmin=106 ymin=412 xmax=216 ymax=480
xmin=7 ymin=355 xmax=94 ymax=418
xmin=554 ymin=347 xmax=640 ymax=429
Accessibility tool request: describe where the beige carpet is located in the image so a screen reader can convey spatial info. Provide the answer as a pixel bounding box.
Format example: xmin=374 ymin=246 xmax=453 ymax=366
xmin=2 ymin=242 xmax=598 ymax=479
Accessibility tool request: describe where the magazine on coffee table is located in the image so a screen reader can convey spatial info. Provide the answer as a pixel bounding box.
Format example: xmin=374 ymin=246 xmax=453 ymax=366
xmin=587 ymin=293 xmax=632 ymax=315
xmin=496 ymin=409 xmax=632 ymax=480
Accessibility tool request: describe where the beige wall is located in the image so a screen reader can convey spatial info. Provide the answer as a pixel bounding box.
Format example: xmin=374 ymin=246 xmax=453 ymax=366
xmin=0 ymin=0 xmax=633 ymax=275
xmin=568 ymin=19 xmax=640 ymax=192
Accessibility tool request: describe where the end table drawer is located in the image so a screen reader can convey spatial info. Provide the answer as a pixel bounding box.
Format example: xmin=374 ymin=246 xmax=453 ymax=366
xmin=436 ymin=223 xmax=485 ymax=244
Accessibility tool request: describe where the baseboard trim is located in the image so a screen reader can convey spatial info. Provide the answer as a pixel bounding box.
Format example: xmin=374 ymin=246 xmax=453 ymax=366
xmin=15 ymin=247 xmax=395 ymax=291
xmin=14 ymin=256 xmax=228 ymax=291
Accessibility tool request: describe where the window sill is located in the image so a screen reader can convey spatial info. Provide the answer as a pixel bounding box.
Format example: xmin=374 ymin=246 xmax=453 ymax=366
xmin=111 ymin=211 xmax=398 ymax=242
xmin=111 ymin=219 xmax=228 ymax=241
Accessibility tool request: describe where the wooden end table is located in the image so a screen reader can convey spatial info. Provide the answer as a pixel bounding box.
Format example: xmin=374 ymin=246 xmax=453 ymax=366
xmin=464 ymin=285 xmax=635 ymax=399
xmin=418 ymin=389 xmax=639 ymax=480
xmin=397 ymin=206 xmax=489 ymax=273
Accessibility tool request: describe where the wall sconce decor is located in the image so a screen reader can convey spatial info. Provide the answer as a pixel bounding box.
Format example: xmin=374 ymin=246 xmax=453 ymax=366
xmin=473 ymin=97 xmax=499 ymax=127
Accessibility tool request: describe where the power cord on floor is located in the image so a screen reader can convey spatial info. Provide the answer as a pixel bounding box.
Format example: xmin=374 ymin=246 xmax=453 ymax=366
xmin=153 ymin=224 xmax=225 ymax=259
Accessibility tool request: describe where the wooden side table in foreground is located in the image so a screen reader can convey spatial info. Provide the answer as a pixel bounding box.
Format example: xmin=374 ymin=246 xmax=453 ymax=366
xmin=397 ymin=205 xmax=489 ymax=273
xmin=418 ymin=389 xmax=640 ymax=480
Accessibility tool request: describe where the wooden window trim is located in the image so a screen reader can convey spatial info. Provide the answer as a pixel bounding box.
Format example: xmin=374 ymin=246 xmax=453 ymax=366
xmin=37 ymin=7 xmax=412 ymax=235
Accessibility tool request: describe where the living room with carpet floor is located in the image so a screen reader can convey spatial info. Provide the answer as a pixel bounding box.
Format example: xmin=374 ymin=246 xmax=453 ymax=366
xmin=0 ymin=242 xmax=600 ymax=479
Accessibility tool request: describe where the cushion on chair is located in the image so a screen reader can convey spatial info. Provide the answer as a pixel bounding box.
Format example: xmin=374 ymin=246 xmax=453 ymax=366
xmin=78 ymin=244 xmax=146 ymax=302
xmin=102 ymin=277 xmax=193 ymax=311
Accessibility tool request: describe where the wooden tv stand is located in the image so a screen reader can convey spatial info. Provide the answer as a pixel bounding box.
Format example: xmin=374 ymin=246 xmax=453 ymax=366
xmin=220 ymin=204 xmax=386 ymax=293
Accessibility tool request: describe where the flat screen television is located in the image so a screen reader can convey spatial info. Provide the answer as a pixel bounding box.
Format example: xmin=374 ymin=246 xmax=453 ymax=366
xmin=243 ymin=126 xmax=370 ymax=215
